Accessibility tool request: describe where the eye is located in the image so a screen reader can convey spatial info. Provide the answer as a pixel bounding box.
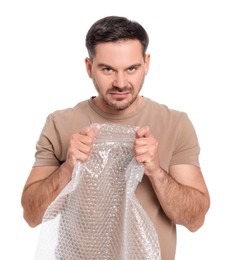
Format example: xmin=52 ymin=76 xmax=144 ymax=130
xmin=127 ymin=66 xmax=137 ymax=73
xmin=102 ymin=67 xmax=113 ymax=74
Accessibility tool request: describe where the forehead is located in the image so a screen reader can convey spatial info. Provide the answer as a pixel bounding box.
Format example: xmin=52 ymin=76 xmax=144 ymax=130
xmin=93 ymin=39 xmax=144 ymax=66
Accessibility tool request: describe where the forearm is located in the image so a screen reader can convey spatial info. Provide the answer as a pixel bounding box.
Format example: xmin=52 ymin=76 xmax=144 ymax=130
xmin=148 ymin=168 xmax=210 ymax=232
xmin=21 ymin=163 xmax=72 ymax=227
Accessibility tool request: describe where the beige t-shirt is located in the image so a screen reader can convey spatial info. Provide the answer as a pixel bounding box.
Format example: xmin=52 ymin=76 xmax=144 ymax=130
xmin=34 ymin=97 xmax=200 ymax=260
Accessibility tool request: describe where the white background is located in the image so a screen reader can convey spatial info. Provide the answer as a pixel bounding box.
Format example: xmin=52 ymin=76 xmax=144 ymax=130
xmin=0 ymin=0 xmax=232 ymax=259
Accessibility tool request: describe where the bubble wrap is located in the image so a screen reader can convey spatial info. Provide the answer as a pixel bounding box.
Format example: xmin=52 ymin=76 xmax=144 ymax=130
xmin=35 ymin=123 xmax=161 ymax=260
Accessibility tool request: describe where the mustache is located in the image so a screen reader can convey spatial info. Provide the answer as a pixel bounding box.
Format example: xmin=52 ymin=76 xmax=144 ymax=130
xmin=108 ymin=86 xmax=132 ymax=92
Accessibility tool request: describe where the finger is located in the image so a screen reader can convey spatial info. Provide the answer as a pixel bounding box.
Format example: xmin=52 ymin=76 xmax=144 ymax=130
xmin=80 ymin=127 xmax=93 ymax=136
xmin=136 ymin=125 xmax=151 ymax=138
xmin=135 ymin=153 xmax=152 ymax=164
xmin=76 ymin=128 xmax=96 ymax=148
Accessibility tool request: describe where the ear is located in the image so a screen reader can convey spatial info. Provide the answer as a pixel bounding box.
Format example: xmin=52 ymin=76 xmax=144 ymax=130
xmin=85 ymin=57 xmax=92 ymax=78
xmin=144 ymin=54 xmax=150 ymax=75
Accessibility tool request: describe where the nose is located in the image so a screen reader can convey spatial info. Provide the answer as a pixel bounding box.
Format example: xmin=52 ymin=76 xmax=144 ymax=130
xmin=113 ymin=72 xmax=128 ymax=88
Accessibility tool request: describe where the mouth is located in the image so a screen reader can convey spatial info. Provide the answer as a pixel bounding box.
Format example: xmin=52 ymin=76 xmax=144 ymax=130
xmin=108 ymin=87 xmax=131 ymax=99
xmin=109 ymin=91 xmax=130 ymax=99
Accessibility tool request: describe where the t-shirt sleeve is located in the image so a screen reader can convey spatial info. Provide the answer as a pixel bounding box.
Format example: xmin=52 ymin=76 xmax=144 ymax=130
xmin=170 ymin=112 xmax=200 ymax=167
xmin=33 ymin=114 xmax=62 ymax=167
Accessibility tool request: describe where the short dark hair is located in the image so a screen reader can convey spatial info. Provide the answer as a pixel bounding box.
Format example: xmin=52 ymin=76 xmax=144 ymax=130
xmin=85 ymin=16 xmax=149 ymax=59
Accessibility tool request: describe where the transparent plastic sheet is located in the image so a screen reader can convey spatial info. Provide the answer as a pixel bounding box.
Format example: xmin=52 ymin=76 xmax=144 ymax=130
xmin=35 ymin=123 xmax=161 ymax=260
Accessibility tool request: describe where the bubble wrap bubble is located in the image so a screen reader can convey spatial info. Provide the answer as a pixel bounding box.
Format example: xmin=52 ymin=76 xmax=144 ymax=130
xmin=35 ymin=123 xmax=161 ymax=260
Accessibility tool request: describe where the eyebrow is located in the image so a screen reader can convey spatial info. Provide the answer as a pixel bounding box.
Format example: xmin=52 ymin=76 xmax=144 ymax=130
xmin=97 ymin=63 xmax=142 ymax=70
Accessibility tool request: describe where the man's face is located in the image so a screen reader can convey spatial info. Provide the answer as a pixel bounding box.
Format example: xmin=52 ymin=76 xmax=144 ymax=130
xmin=85 ymin=39 xmax=150 ymax=113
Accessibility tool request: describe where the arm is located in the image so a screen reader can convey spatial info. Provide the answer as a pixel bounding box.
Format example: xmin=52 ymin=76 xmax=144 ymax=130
xmin=147 ymin=165 xmax=210 ymax=232
xmin=21 ymin=127 xmax=96 ymax=227
xmin=134 ymin=126 xmax=210 ymax=232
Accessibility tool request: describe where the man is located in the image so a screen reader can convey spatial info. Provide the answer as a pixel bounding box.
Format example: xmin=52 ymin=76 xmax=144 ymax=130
xmin=21 ymin=16 xmax=210 ymax=259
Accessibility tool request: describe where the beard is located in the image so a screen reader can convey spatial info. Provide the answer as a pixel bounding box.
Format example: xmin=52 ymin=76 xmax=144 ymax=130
xmin=98 ymin=85 xmax=142 ymax=111
xmin=92 ymin=76 xmax=145 ymax=112
xmin=101 ymin=92 xmax=138 ymax=111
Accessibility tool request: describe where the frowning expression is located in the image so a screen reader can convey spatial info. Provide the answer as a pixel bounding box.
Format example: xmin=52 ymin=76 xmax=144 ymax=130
xmin=85 ymin=39 xmax=150 ymax=113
